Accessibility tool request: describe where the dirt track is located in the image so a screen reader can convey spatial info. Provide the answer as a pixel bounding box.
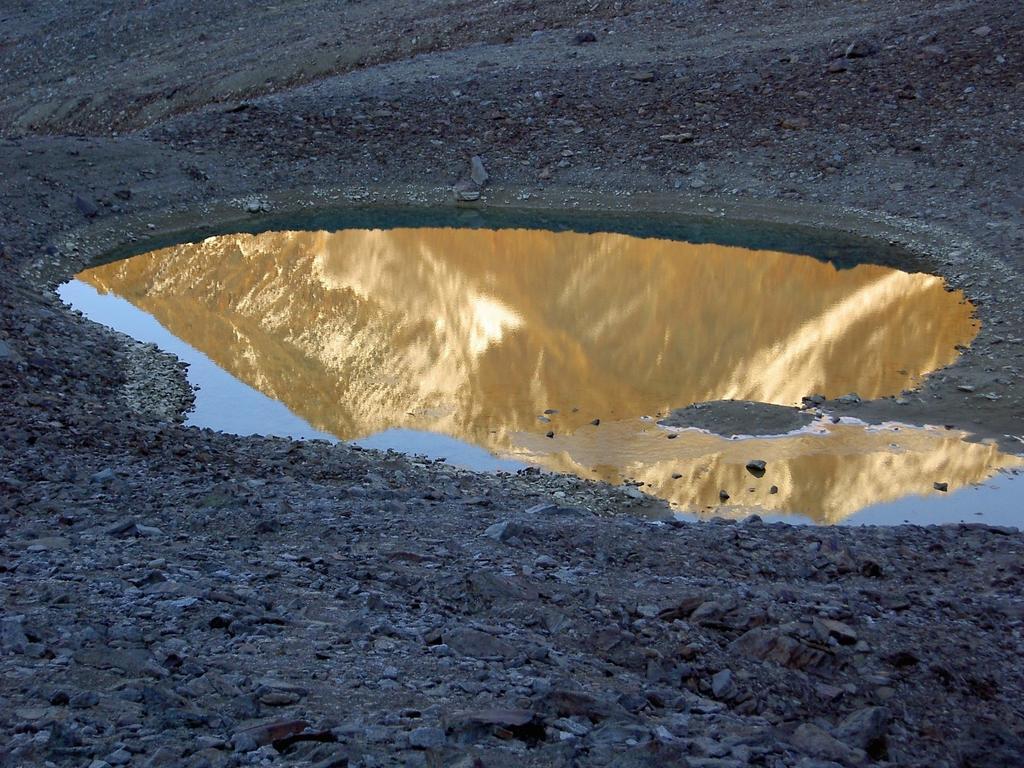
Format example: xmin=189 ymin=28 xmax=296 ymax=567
xmin=2 ymin=1 xmax=1024 ymax=766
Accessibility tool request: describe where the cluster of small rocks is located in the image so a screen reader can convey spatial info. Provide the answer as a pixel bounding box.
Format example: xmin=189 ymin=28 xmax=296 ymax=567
xmin=3 ymin=431 xmax=1024 ymax=767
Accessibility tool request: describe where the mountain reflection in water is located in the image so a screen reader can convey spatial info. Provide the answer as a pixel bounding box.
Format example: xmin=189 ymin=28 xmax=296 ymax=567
xmin=76 ymin=226 xmax=1020 ymax=523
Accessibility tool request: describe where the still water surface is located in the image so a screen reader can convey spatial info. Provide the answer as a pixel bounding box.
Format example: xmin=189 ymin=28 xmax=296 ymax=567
xmin=61 ymin=225 xmax=1023 ymax=525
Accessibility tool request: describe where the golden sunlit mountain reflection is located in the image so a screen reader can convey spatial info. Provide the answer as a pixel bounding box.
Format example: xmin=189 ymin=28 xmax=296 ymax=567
xmin=75 ymin=226 xmax=1020 ymax=522
xmin=511 ymin=420 xmax=1021 ymax=524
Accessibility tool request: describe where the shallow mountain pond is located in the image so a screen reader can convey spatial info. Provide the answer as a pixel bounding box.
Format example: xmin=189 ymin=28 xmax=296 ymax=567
xmin=60 ymin=210 xmax=1023 ymax=525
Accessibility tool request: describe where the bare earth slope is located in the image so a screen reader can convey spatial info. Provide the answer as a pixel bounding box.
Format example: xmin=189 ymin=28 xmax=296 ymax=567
xmin=1 ymin=1 xmax=1023 ymax=766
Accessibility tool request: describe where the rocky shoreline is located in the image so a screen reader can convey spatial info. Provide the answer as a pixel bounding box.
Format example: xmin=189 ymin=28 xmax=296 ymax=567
xmin=2 ymin=0 xmax=1024 ymax=765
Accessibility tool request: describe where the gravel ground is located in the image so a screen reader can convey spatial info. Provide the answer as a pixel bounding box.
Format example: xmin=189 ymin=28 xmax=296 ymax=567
xmin=1 ymin=1 xmax=1023 ymax=766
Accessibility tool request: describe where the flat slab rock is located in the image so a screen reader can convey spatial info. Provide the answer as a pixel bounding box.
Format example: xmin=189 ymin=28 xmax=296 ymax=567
xmin=658 ymin=400 xmax=816 ymax=436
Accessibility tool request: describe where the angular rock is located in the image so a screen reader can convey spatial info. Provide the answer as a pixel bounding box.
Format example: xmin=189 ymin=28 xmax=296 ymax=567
xmin=545 ymin=689 xmax=620 ymax=722
xmin=467 ymin=570 xmax=538 ymax=602
xmin=74 ymin=194 xmax=99 ymax=218
xmin=444 ymin=628 xmax=515 ymax=659
xmin=658 ymin=594 xmax=707 ymax=621
xmin=453 ymin=707 xmax=536 ymax=727
xmin=453 ymin=181 xmax=481 ymax=202
xmin=232 ymin=719 xmax=310 ymax=749
xmin=105 ymin=748 xmax=132 ymax=766
xmin=92 ymin=468 xmax=118 ymax=485
xmin=470 ymin=155 xmax=489 ymax=186
xmin=792 ymin=722 xmax=865 ymax=764
xmin=845 ymin=39 xmax=878 ymax=58
xmin=409 ymin=726 xmax=446 ymax=749
xmin=75 ymin=647 xmax=165 ymax=677
xmin=1 ymin=615 xmax=29 ymax=655
xmin=484 ymin=519 xmax=533 ymax=543
xmin=781 ymin=116 xmax=810 ymax=130
xmin=835 ymin=706 xmax=890 ymax=756
xmin=232 ymin=732 xmax=258 ymax=753
xmin=729 ymin=626 xmax=832 ymax=671
xmin=710 ymin=669 xmax=735 ymax=699
xmin=260 ymin=690 xmax=301 ymax=706
xmin=143 ymin=747 xmax=180 ymax=767
xmin=815 ymin=618 xmax=858 ymax=645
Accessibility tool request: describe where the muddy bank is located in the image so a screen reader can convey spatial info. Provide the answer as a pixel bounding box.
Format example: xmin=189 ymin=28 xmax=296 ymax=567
xmin=660 ymin=402 xmax=817 ymax=437
xmin=2 ymin=0 xmax=1024 ymax=766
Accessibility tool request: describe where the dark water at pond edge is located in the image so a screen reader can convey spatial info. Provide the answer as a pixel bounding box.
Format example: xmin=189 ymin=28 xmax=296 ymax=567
xmin=60 ymin=214 xmax=1024 ymax=525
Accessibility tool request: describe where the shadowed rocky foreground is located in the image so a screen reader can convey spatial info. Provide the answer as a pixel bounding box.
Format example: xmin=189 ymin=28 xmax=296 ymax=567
xmin=1 ymin=0 xmax=1024 ymax=766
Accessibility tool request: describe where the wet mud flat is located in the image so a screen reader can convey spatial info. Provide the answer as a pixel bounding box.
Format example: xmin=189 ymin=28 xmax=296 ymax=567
xmin=2 ymin=0 xmax=1024 ymax=766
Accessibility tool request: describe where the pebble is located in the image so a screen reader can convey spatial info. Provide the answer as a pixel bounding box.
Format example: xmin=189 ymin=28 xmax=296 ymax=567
xmin=745 ymin=459 xmax=767 ymax=477
xmin=74 ymin=194 xmax=99 ymax=218
xmin=408 ymin=726 xmax=446 ymax=749
xmin=105 ymin=748 xmax=132 ymax=765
